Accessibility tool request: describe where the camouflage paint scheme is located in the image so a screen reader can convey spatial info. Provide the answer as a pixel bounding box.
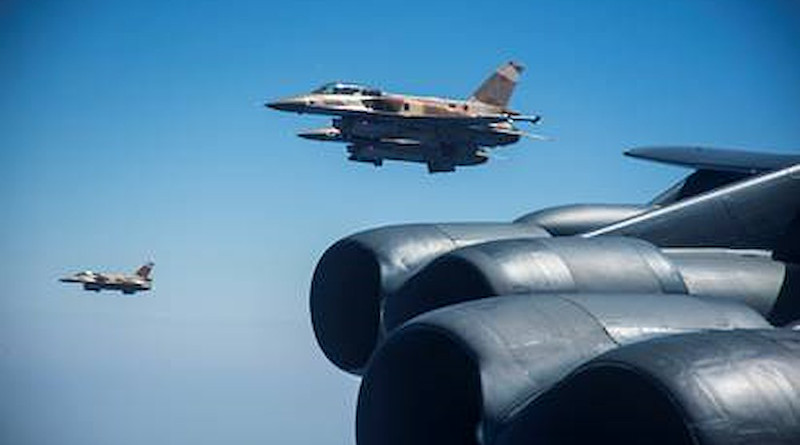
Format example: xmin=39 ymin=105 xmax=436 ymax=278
xmin=267 ymin=62 xmax=542 ymax=173
xmin=59 ymin=262 xmax=154 ymax=295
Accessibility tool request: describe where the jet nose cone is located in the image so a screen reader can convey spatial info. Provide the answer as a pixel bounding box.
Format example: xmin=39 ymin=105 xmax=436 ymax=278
xmin=265 ymin=97 xmax=308 ymax=113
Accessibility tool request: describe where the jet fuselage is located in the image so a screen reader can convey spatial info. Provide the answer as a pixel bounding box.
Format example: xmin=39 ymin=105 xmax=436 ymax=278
xmin=267 ymin=62 xmax=541 ymax=172
xmin=59 ymin=263 xmax=153 ymax=295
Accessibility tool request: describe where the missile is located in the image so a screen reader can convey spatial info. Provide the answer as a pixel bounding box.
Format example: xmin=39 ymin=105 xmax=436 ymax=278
xmin=298 ymin=127 xmax=343 ymax=142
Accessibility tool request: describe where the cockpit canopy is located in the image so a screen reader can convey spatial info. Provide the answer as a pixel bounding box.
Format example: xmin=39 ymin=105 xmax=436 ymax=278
xmin=311 ymin=82 xmax=382 ymax=96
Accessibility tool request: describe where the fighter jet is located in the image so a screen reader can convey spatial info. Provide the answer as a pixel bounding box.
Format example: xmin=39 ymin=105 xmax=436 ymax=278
xmin=59 ymin=262 xmax=153 ymax=295
xmin=267 ymin=61 xmax=543 ymax=173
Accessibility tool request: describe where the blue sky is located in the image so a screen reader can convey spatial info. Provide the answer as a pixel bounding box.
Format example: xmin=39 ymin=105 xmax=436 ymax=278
xmin=1 ymin=1 xmax=799 ymax=444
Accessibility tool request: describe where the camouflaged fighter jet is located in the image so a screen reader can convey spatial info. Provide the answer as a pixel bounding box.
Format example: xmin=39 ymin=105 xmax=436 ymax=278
xmin=267 ymin=61 xmax=543 ymax=173
xmin=59 ymin=262 xmax=153 ymax=295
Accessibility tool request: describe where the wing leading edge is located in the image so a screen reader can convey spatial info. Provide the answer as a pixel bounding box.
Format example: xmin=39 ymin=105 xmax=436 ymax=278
xmin=626 ymin=146 xmax=800 ymax=173
xmin=585 ymin=163 xmax=800 ymax=255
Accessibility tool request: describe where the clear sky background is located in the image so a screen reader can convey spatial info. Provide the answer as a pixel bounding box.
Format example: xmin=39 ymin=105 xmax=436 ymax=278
xmin=1 ymin=1 xmax=798 ymax=444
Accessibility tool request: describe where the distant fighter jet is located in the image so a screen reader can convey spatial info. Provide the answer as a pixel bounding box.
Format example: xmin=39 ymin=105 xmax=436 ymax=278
xmin=267 ymin=61 xmax=543 ymax=173
xmin=59 ymin=262 xmax=153 ymax=295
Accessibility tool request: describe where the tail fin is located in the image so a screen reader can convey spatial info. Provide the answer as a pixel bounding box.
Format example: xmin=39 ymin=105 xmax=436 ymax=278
xmin=135 ymin=262 xmax=154 ymax=279
xmin=468 ymin=61 xmax=524 ymax=108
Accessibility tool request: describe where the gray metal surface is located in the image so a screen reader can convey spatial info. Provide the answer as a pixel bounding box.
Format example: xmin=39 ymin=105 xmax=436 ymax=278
xmin=385 ymin=237 xmax=688 ymax=331
xmin=309 ymin=222 xmax=551 ymax=374
xmin=664 ymin=249 xmax=788 ymax=317
xmin=625 ymin=146 xmax=800 ymax=173
xmin=513 ymin=204 xmax=650 ymax=236
xmin=311 ymin=163 xmax=800 ymax=374
xmin=311 ymin=148 xmax=800 ymax=444
xmin=585 ymin=163 xmax=800 ymax=250
xmin=356 ymin=293 xmax=768 ymax=445
xmin=387 ymin=239 xmax=794 ymax=331
xmin=498 ymin=329 xmax=800 ymax=445
xmin=648 ymin=169 xmax=750 ymax=206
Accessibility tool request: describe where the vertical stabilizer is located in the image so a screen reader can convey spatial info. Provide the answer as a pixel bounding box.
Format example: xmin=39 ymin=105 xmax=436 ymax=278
xmin=468 ymin=61 xmax=524 ymax=108
xmin=136 ymin=262 xmax=154 ymax=280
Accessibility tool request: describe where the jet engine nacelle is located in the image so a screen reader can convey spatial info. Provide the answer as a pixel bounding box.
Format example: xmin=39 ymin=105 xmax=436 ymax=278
xmin=356 ymin=293 xmax=771 ymax=445
xmin=495 ymin=329 xmax=800 ymax=445
xmin=387 ymin=237 xmax=798 ymax=331
xmin=310 ymin=204 xmax=656 ymax=374
xmin=310 ymin=222 xmax=551 ymax=374
xmin=319 ymin=156 xmax=800 ymax=445
xmin=514 ymin=204 xmax=650 ymax=236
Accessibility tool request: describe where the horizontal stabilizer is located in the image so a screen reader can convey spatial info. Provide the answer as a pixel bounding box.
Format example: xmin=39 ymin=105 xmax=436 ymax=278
xmin=626 ymin=146 xmax=800 ymax=173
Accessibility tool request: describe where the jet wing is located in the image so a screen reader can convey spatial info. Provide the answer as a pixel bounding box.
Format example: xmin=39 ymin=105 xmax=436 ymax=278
xmin=398 ymin=114 xmax=540 ymax=126
xmin=626 ymin=146 xmax=800 ymax=173
xmin=584 ymin=163 xmax=800 ymax=256
xmin=628 ymin=146 xmax=800 ymax=207
xmin=308 ymin=146 xmax=800 ymax=445
xmin=377 ymin=137 xmax=421 ymax=146
xmin=401 ymin=115 xmax=506 ymax=125
xmin=338 ymin=108 xmax=538 ymax=126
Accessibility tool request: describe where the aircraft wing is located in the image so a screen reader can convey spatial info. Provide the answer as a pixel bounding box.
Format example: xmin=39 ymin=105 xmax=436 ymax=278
xmin=624 ymin=146 xmax=800 ymax=206
xmin=584 ymin=163 xmax=800 ymax=256
xmin=337 ymin=108 xmax=539 ymax=126
xmin=308 ymin=147 xmax=800 ymax=445
xmin=626 ymin=146 xmax=800 ymax=173
xmin=376 ymin=137 xmax=421 ymax=146
xmin=398 ymin=113 xmax=540 ymax=126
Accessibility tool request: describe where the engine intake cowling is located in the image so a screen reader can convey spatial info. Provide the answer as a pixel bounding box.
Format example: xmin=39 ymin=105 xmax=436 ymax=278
xmin=356 ymin=293 xmax=769 ymax=445
xmin=386 ymin=237 xmax=796 ymax=331
xmin=514 ymin=204 xmax=650 ymax=236
xmin=309 ymin=222 xmax=550 ymax=373
xmin=385 ymin=236 xmax=688 ymax=331
xmin=497 ymin=329 xmax=800 ymax=445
